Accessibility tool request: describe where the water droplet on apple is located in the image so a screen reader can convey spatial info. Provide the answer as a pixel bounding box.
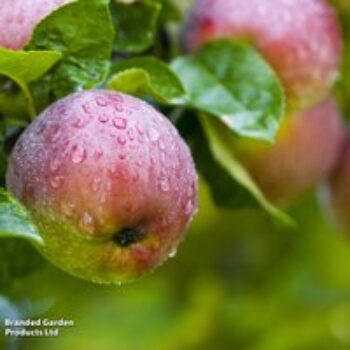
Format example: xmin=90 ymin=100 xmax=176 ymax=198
xmin=94 ymin=148 xmax=103 ymax=160
xmin=159 ymin=177 xmax=170 ymax=192
xmin=71 ymin=145 xmax=87 ymax=164
xmin=50 ymin=175 xmax=63 ymax=189
xmin=98 ymin=113 xmax=109 ymax=123
xmin=79 ymin=212 xmax=95 ymax=235
xmin=168 ymin=249 xmax=177 ymax=258
xmin=91 ymin=178 xmax=102 ymax=192
xmin=148 ymin=127 xmax=160 ymax=142
xmin=114 ymin=105 xmax=124 ymax=112
xmin=36 ymin=122 xmax=46 ymax=135
xmin=117 ymin=135 xmax=127 ymax=146
xmin=72 ymin=116 xmax=89 ymax=128
xmin=50 ymin=159 xmax=61 ymax=172
xmin=185 ymin=199 xmax=194 ymax=216
xmin=158 ymin=139 xmax=166 ymax=151
xmin=127 ymin=129 xmax=135 ymax=141
xmin=136 ymin=124 xmax=144 ymax=135
xmin=96 ymin=96 xmax=108 ymax=107
xmin=49 ymin=125 xmax=61 ymax=141
xmin=61 ymin=201 xmax=75 ymax=217
xmin=82 ymin=103 xmax=93 ymax=114
xmin=109 ymin=93 xmax=124 ymax=103
xmin=113 ymin=117 xmax=127 ymax=130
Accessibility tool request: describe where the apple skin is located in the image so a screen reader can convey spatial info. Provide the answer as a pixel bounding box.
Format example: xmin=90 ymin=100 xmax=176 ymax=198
xmin=232 ymin=99 xmax=345 ymax=204
xmin=183 ymin=0 xmax=343 ymax=111
xmin=0 ymin=0 xmax=71 ymax=50
xmin=6 ymin=90 xmax=198 ymax=284
xmin=326 ymin=135 xmax=350 ymax=233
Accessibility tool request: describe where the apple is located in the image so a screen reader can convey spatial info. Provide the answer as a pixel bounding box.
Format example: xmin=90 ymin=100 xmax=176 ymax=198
xmin=0 ymin=0 xmax=71 ymax=50
xmin=183 ymin=0 xmax=343 ymax=111
xmin=233 ymin=98 xmax=344 ymax=204
xmin=6 ymin=90 xmax=198 ymax=284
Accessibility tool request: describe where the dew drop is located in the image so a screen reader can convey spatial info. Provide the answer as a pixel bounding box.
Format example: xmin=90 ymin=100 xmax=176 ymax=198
xmin=98 ymin=113 xmax=109 ymax=123
xmin=50 ymin=175 xmax=63 ymax=189
xmin=49 ymin=125 xmax=61 ymax=141
xmin=57 ymin=104 xmax=68 ymax=116
xmin=115 ymin=103 xmax=124 ymax=112
xmin=109 ymin=93 xmax=124 ymax=103
xmin=188 ymin=182 xmax=196 ymax=197
xmin=61 ymin=202 xmax=75 ymax=217
xmin=185 ymin=200 xmax=194 ymax=216
xmin=136 ymin=124 xmax=144 ymax=135
xmin=72 ymin=117 xmax=89 ymax=128
xmin=117 ymin=135 xmax=127 ymax=146
xmin=100 ymin=189 xmax=108 ymax=204
xmin=148 ymin=127 xmax=160 ymax=142
xmin=158 ymin=139 xmax=166 ymax=151
xmin=71 ymin=145 xmax=87 ymax=164
xmin=159 ymin=177 xmax=170 ymax=192
xmin=94 ymin=148 xmax=103 ymax=160
xmin=108 ymin=165 xmax=116 ymax=175
xmin=50 ymin=159 xmax=61 ymax=172
xmin=113 ymin=117 xmax=127 ymax=130
xmin=36 ymin=122 xmax=46 ymax=135
xmin=91 ymin=178 xmax=102 ymax=192
xmin=79 ymin=212 xmax=95 ymax=235
xmin=127 ymin=129 xmax=135 ymax=141
xmin=160 ymin=152 xmax=166 ymax=165
xmin=82 ymin=103 xmax=93 ymax=114
xmin=117 ymin=168 xmax=129 ymax=181
xmin=96 ymin=96 xmax=108 ymax=107
xmin=83 ymin=212 xmax=93 ymax=224
xmin=168 ymin=249 xmax=177 ymax=258
xmin=119 ymin=153 xmax=127 ymax=160
xmin=100 ymin=194 xmax=107 ymax=204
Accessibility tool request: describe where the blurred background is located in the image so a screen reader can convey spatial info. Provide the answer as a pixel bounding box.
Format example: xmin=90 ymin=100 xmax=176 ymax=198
xmin=4 ymin=180 xmax=350 ymax=350
xmin=2 ymin=0 xmax=350 ymax=349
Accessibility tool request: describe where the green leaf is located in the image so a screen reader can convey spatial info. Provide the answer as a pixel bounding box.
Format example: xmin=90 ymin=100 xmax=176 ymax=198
xmin=0 ymin=240 xmax=45 ymax=290
xmin=28 ymin=0 xmax=114 ymax=99
xmin=0 ymin=47 xmax=62 ymax=117
xmin=0 ymin=85 xmax=30 ymax=122
xmin=200 ymin=116 xmax=294 ymax=225
xmin=156 ymin=0 xmax=181 ymax=22
xmin=111 ymin=0 xmax=161 ymax=53
xmin=108 ymin=57 xmax=187 ymax=104
xmin=0 ymin=48 xmax=62 ymax=83
xmin=0 ymin=189 xmax=43 ymax=246
xmin=171 ymin=39 xmax=285 ymax=142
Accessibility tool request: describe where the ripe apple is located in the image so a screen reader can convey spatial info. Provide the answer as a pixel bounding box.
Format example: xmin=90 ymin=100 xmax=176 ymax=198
xmin=0 ymin=0 xmax=71 ymax=50
xmin=233 ymin=98 xmax=344 ymax=204
xmin=6 ymin=90 xmax=198 ymax=284
xmin=183 ymin=0 xmax=343 ymax=111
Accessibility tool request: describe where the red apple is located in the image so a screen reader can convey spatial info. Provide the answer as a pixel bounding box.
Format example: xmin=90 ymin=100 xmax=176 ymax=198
xmin=6 ymin=90 xmax=198 ymax=284
xmin=0 ymin=0 xmax=71 ymax=50
xmin=233 ymin=98 xmax=344 ymax=204
xmin=183 ymin=0 xmax=343 ymax=111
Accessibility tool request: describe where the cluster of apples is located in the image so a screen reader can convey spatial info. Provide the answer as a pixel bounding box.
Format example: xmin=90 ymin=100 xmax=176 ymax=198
xmin=1 ymin=0 xmax=349 ymax=284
